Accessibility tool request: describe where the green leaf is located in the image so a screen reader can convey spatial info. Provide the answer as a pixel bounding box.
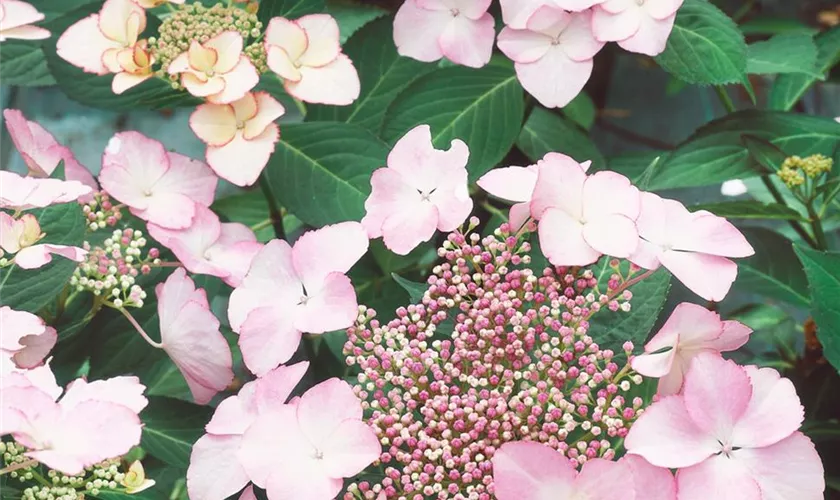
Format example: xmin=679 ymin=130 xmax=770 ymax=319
xmin=747 ymin=34 xmax=821 ymax=77
xmin=212 ymin=191 xmax=303 ymax=243
xmin=769 ymin=26 xmax=840 ymax=111
xmin=733 ymin=228 xmax=810 ymax=308
xmin=742 ymin=134 xmax=788 ymax=174
xmin=606 ymin=151 xmax=669 ymax=184
xmin=562 ymin=92 xmax=596 ymax=130
xmin=391 ymin=273 xmax=427 ymax=302
xmin=0 ymin=203 xmax=85 ymax=311
xmin=327 ymin=0 xmax=387 ymax=43
xmin=307 ymin=16 xmax=435 ymax=133
xmin=689 ymin=201 xmax=808 ymax=221
xmin=740 ymin=18 xmax=819 ymax=36
xmin=141 ymin=396 xmax=213 ymax=468
xmin=794 ymin=246 xmax=840 ymax=372
xmin=257 ymin=0 xmax=325 ymax=27
xmin=653 ymin=111 xmax=840 ymax=189
xmin=517 ymin=107 xmax=606 ymax=170
xmin=382 ymin=59 xmax=524 ymax=180
xmin=0 ymin=41 xmax=55 ymax=86
xmin=263 ymin=122 xmax=389 ymax=227
xmin=655 ymin=0 xmax=747 ymax=85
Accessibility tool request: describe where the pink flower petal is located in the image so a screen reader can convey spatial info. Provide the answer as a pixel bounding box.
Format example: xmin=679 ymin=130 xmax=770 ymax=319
xmin=210 ymin=57 xmax=260 ymax=104
xmin=98 ymin=0 xmax=144 ymax=45
xmin=515 ymin=47 xmax=593 ymax=108
xmin=676 ymin=454 xmax=761 ymax=500
xmin=206 ymin=125 xmax=278 ymax=187
xmin=538 ymin=207 xmax=601 ymax=266
xmin=296 ymin=378 xmax=363 ymax=449
xmin=112 ymin=72 xmax=152 ymax=94
xmin=238 ymin=485 xmax=257 ymax=500
xmin=509 ymin=202 xmax=531 ymax=230
xmin=656 ymin=302 xmax=723 ymax=348
xmin=621 ymin=455 xmax=677 ymax=500
xmin=421 ymin=0 xmax=492 ymax=19
xmin=618 ymin=11 xmax=676 ymax=56
xmin=1 ymin=23 xmax=49 ymax=40
xmin=291 ymin=221 xmax=369 ymax=296
xmin=582 ymin=170 xmax=640 ymax=221
xmin=0 ymin=171 xmax=92 ymax=210
xmin=60 ymin=376 xmax=148 ymax=413
xmin=555 ymin=0 xmax=605 ymax=10
xmin=239 ymin=306 xmax=302 ymax=376
xmin=530 ymin=153 xmax=587 ymax=219
xmin=187 ymin=434 xmax=250 ymax=500
xmin=499 ymin=0 xmax=554 ymax=29
xmin=393 ymin=0 xmax=451 ymax=62
xmin=497 ymin=26 xmax=551 ymax=64
xmin=675 ymin=213 xmax=754 ymax=258
xmin=267 ymin=45 xmax=302 ymax=82
xmin=1 ymin=0 xmax=45 ymax=30
xmin=592 ymin=6 xmax=642 ymax=43
xmin=710 ymin=320 xmax=752 ymax=352
xmin=574 ymin=459 xmax=635 ymax=499
xmin=631 ymin=345 xmax=677 ymax=379
xmin=296 ymin=14 xmax=341 ymax=67
xmin=204 ymin=394 xmax=254 ymax=436
xmin=285 ymin=54 xmax=360 ymax=105
xmin=491 ymin=441 xmax=577 ymax=500
xmin=381 ymin=198 xmax=439 ymax=255
xmin=238 ymin=406 xmax=305 ymax=487
xmin=56 ymin=14 xmax=120 ymax=75
xmin=204 ymin=30 xmax=243 ymax=73
xmin=189 ymin=102 xmax=238 ymax=147
xmin=252 ymin=361 xmax=309 ymax=414
xmin=429 ymin=171 xmax=472 ymax=231
xmin=320 ymin=418 xmax=380 ymax=478
xmin=264 ymin=17 xmax=308 ymax=61
xmin=294 ymin=272 xmax=358 ymax=334
xmin=386 ymin=125 xmax=470 ymax=191
xmin=439 ymin=12 xmax=495 ymax=68
xmin=658 ymin=250 xmax=738 ymax=302
xmin=243 ymin=92 xmax=285 ymax=140
xmin=14 ymin=244 xmax=86 ymax=269
xmin=12 ymin=325 xmax=57 ymax=369
xmin=477 ymin=165 xmax=539 ymax=203
xmin=362 ymin=168 xmax=416 ymax=239
xmin=100 ymin=131 xmax=170 ymax=211
xmin=582 ymin=213 xmax=639 ymax=259
xmin=735 ymin=432 xmax=824 ymax=500
xmin=682 ymin=353 xmax=752 ymax=442
xmin=557 ymin=10 xmax=605 ymax=62
xmin=155 ymin=152 xmax=217 ymax=207
xmin=730 ymin=366 xmax=804 ymax=449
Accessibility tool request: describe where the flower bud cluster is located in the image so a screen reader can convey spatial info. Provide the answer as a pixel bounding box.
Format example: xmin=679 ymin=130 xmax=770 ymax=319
xmin=81 ymin=192 xmax=123 ymax=232
xmin=149 ymin=2 xmax=266 ymax=84
xmin=779 ymin=154 xmax=834 ymax=188
xmin=70 ymin=228 xmax=159 ymax=308
xmin=343 ymin=223 xmax=648 ymax=499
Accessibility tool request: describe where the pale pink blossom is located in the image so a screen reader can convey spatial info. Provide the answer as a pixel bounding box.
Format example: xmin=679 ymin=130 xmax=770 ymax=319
xmin=168 ymin=31 xmax=259 ymax=104
xmin=99 ymin=131 xmax=217 ymax=229
xmin=228 ymin=222 xmax=369 ymax=375
xmin=621 ymin=455 xmax=677 ymax=500
xmin=629 ymin=192 xmax=754 ymax=302
xmin=1 ymin=368 xmax=147 ymax=475
xmin=156 ymin=268 xmax=234 ymax=404
xmin=626 ymin=353 xmax=824 ymax=500
xmin=1 ymin=358 xmax=62 ymax=400
xmin=499 ymin=0 xmax=605 ymax=28
xmin=0 ymin=306 xmax=56 ymax=369
xmin=393 ymin=0 xmax=495 ymax=68
xmin=110 ymin=39 xmax=156 ymax=94
xmin=187 ymin=362 xmax=310 ymax=500
xmin=529 ymin=153 xmax=639 ymax=266
xmin=189 ymin=92 xmax=285 ymax=187
xmin=362 ymin=124 xmax=472 ymax=255
xmin=0 ymin=212 xmax=87 ymax=269
xmin=498 ymin=7 xmax=604 ymax=108
xmin=0 ymin=0 xmax=49 ymax=42
xmin=592 ymin=0 xmax=684 ymax=56
xmin=632 ymin=302 xmax=752 ymax=396
xmin=3 ymin=109 xmax=97 ymax=189
xmin=147 ymin=205 xmax=262 ymax=287
xmin=265 ymin=15 xmax=360 ymax=105
xmin=238 ymin=378 xmax=380 ymax=500
xmin=0 ymin=171 xmax=93 ymax=210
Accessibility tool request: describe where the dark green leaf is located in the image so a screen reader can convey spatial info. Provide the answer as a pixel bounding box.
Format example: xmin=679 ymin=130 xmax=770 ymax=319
xmin=794 ymin=246 xmax=840 ymax=372
xmin=391 ymin=273 xmax=427 ymax=302
xmin=257 ymin=0 xmax=325 ymax=27
xmin=212 ymin=191 xmax=304 ymax=243
xmin=370 ymin=239 xmax=434 ymax=274
xmin=655 ymin=0 xmax=747 ymax=85
xmin=733 ymin=228 xmax=810 ymax=308
xmin=769 ymin=26 xmax=840 ymax=111
xmin=740 ymin=18 xmax=819 ymax=36
xmin=742 ymin=134 xmax=788 ymax=174
xmin=307 ymin=16 xmax=435 ymax=133
xmin=0 ymin=203 xmax=86 ymax=311
xmin=0 ymin=41 xmax=55 ymax=86
xmin=689 ymin=201 xmax=808 ymax=221
xmin=517 ymin=107 xmax=605 ymax=170
xmin=382 ymin=59 xmax=524 ymax=180
xmin=327 ymin=0 xmax=387 ymax=43
xmin=606 ymin=151 xmax=669 ymax=184
xmin=747 ymin=34 xmax=821 ymax=77
xmin=141 ymin=396 xmax=213 ymax=468
xmin=263 ymin=122 xmax=389 ymax=227
xmin=562 ymin=92 xmax=596 ymax=130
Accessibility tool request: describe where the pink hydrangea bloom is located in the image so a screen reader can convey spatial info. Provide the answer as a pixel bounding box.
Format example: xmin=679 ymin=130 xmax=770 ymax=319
xmin=0 ymin=170 xmax=93 ymax=210
xmin=0 ymin=212 xmax=87 ymax=269
xmin=3 ymin=109 xmax=96 ymax=189
xmin=592 ymin=0 xmax=684 ymax=56
xmin=498 ymin=7 xmax=604 ymax=108
xmin=189 ymin=91 xmax=285 ymax=187
xmin=99 ymin=131 xmax=217 ymax=229
xmin=529 ymin=153 xmax=640 ymax=266
xmin=238 ymin=378 xmax=380 ymax=500
xmin=264 ymin=15 xmax=360 ymax=105
xmin=187 ymin=362 xmax=310 ymax=500
xmin=0 ymin=306 xmax=57 ymax=369
xmin=393 ymin=0 xmax=495 ymax=68
xmin=168 ymin=31 xmax=259 ymax=104
xmin=499 ymin=0 xmax=605 ymax=28
xmin=631 ymin=302 xmax=752 ymax=396
xmin=1 ymin=368 xmax=147 ymax=475
xmin=228 ymin=222 xmax=369 ymax=376
xmin=626 ymin=353 xmax=824 ymax=500
xmin=0 ymin=0 xmax=49 ymax=42
xmin=156 ymin=268 xmax=234 ymax=405
xmin=629 ymin=192 xmax=754 ymax=302
xmin=362 ymin=125 xmax=472 ymax=255
xmin=147 ymin=205 xmax=262 ymax=287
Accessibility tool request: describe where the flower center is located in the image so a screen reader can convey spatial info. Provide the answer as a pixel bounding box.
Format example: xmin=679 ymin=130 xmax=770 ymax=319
xmin=299 ymin=295 xmax=310 ymax=305
xmin=551 ymin=36 xmax=562 ymax=46
xmin=636 ymin=0 xmax=645 ymax=5
xmin=450 ymin=8 xmax=460 ymax=16
xmin=236 ymin=120 xmax=246 ymax=130
xmin=143 ymin=189 xmax=152 ymax=196
xmin=313 ymin=449 xmax=324 ymax=460
xmin=418 ymin=187 xmax=437 ymax=202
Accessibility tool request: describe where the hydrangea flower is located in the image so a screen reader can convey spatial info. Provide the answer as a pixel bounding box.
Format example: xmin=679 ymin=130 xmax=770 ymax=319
xmin=0 ymin=306 xmax=57 ymax=369
xmin=393 ymin=0 xmax=495 ymax=68
xmin=0 ymin=171 xmax=93 ymax=210
xmin=0 ymin=212 xmax=87 ymax=269
xmin=498 ymin=0 xmax=605 ymax=28
xmin=0 ymin=0 xmax=49 ymax=42
xmin=264 ymin=14 xmax=360 ymax=105
xmin=362 ymin=124 xmax=472 ymax=255
xmin=99 ymin=131 xmax=218 ymax=229
xmin=592 ymin=0 xmax=684 ymax=56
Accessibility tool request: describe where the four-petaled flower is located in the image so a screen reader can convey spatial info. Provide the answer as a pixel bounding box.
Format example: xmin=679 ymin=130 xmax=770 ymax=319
xmin=0 ymin=212 xmax=87 ymax=269
xmin=112 ymin=39 xmax=156 ymax=94
xmin=0 ymin=0 xmax=49 ymax=42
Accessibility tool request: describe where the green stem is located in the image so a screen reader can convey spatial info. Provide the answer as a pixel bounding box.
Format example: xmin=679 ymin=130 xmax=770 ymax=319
xmin=714 ymin=86 xmax=736 ymax=113
xmin=760 ymin=177 xmax=819 ymax=248
xmin=0 ymin=459 xmax=38 ymax=475
xmin=112 ymin=305 xmax=164 ymax=349
xmin=732 ymin=0 xmax=756 ymax=21
xmin=258 ymin=174 xmax=285 ymax=240
xmin=806 ymin=203 xmax=829 ymax=250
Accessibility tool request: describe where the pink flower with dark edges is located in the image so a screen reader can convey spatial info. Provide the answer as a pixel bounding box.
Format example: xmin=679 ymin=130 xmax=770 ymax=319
xmin=238 ymin=378 xmax=380 ymax=500
xmin=264 ymin=14 xmax=361 ymax=105
xmin=362 ymin=124 xmax=472 ymax=255
xmin=99 ymin=131 xmax=218 ymax=229
xmin=393 ymin=0 xmax=495 ymax=68
xmin=628 ymin=192 xmax=754 ymax=302
xmin=0 ymin=171 xmax=93 ymax=211
xmin=0 ymin=213 xmax=87 ymax=269
xmin=0 ymin=306 xmax=57 ymax=369
xmin=592 ymin=0 xmax=684 ymax=56
xmin=3 ymin=109 xmax=97 ymax=189
xmin=187 ymin=362 xmax=310 ymax=500
xmin=228 ymin=222 xmax=369 ymax=376
xmin=189 ymin=91 xmax=285 ymax=187
xmin=498 ymin=6 xmax=604 ymax=108
xmin=499 ymin=0 xmax=606 ymax=28
xmin=632 ymin=302 xmax=752 ymax=396
xmin=156 ymin=268 xmax=234 ymax=405
xmin=147 ymin=205 xmax=262 ymax=287
xmin=626 ymin=353 xmax=824 ymax=500
xmin=1 ymin=367 xmax=147 ymax=475
xmin=0 ymin=0 xmax=49 ymax=42
xmin=168 ymin=31 xmax=259 ymax=104
xmin=529 ymin=153 xmax=640 ymax=266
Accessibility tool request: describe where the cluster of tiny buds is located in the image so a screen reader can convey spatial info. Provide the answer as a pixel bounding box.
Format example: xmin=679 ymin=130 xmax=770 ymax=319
xmin=81 ymin=192 xmax=123 ymax=232
xmin=2 ymin=440 xmax=38 ymax=482
xmin=71 ymin=228 xmax=158 ymax=308
xmin=779 ymin=154 xmax=834 ymax=188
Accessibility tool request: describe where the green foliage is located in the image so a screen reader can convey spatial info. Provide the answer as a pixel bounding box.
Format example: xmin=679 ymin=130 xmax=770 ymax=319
xmin=140 ymin=397 xmax=214 ymax=468
xmin=257 ymin=0 xmax=325 ymax=27
xmin=746 ymin=34 xmax=821 ymax=77
xmin=518 ymin=107 xmax=606 ymax=170
xmin=794 ymin=247 xmax=840 ymax=372
xmin=769 ymin=26 xmax=840 ymax=111
xmin=391 ymin=273 xmax=427 ymax=302
xmin=326 ymin=0 xmax=387 ymax=43
xmin=0 ymin=41 xmax=55 ymax=87
xmin=689 ymin=201 xmax=807 ymax=221
xmin=734 ymin=228 xmax=810 ymax=308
